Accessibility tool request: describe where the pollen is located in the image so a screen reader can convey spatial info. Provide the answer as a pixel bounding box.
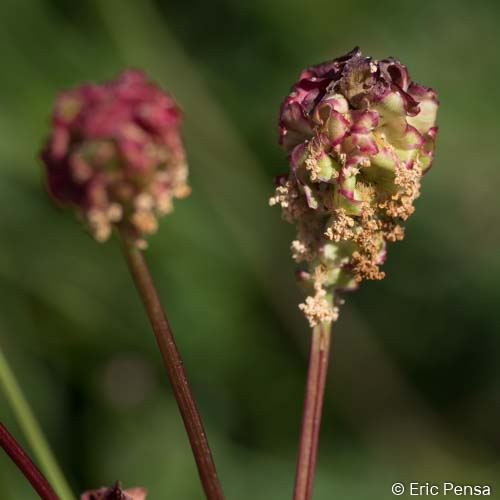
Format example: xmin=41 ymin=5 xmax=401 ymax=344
xmin=271 ymin=47 xmax=438 ymax=326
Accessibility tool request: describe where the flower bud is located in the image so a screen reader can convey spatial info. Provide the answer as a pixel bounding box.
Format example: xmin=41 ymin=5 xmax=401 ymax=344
xmin=80 ymin=482 xmax=147 ymax=500
xmin=41 ymin=70 xmax=190 ymax=246
xmin=271 ymin=48 xmax=438 ymax=327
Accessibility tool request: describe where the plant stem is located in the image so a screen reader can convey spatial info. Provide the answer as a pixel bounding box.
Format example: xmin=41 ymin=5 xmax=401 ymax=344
xmin=118 ymin=227 xmax=224 ymax=500
xmin=0 ymin=422 xmax=59 ymax=500
xmin=293 ymin=321 xmax=332 ymax=500
xmin=0 ymin=344 xmax=75 ymax=500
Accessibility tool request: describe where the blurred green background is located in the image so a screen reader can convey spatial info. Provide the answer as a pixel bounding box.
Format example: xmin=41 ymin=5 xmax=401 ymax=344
xmin=1 ymin=0 xmax=499 ymax=498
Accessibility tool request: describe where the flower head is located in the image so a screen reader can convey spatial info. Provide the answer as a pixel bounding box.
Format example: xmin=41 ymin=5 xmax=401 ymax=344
xmin=41 ymin=70 xmax=189 ymax=247
xmin=271 ymin=48 xmax=438 ymax=327
xmin=80 ymin=482 xmax=147 ymax=500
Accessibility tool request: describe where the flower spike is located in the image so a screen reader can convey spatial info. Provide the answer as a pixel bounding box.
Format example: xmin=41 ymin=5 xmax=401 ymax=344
xmin=271 ymin=48 xmax=438 ymax=327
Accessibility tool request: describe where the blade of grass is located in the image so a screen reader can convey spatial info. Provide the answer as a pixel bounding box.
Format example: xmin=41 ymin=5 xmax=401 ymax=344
xmin=93 ymin=0 xmax=301 ymax=331
xmin=0 ymin=342 xmax=75 ymax=500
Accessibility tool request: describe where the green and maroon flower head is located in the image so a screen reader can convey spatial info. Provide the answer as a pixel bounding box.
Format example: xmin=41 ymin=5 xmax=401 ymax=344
xmin=41 ymin=70 xmax=190 ymax=247
xmin=270 ymin=47 xmax=438 ymax=327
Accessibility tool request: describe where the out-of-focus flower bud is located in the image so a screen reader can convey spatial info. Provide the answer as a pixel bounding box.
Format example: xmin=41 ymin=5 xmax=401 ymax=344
xmin=41 ymin=70 xmax=190 ymax=247
xmin=271 ymin=48 xmax=438 ymax=327
xmin=80 ymin=482 xmax=147 ymax=500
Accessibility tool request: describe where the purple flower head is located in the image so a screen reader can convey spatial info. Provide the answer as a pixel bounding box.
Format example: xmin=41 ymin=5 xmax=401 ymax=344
xmin=271 ymin=48 xmax=439 ymax=326
xmin=41 ymin=70 xmax=190 ymax=246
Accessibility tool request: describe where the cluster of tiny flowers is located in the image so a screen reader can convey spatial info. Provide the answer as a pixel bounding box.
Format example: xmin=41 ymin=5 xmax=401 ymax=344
xmin=270 ymin=48 xmax=438 ymax=327
xmin=80 ymin=483 xmax=147 ymax=500
xmin=41 ymin=70 xmax=189 ymax=248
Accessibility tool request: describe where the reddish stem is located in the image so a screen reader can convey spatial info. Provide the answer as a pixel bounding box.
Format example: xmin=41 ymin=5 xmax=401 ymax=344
xmin=293 ymin=322 xmax=332 ymax=500
xmin=118 ymin=227 xmax=224 ymax=500
xmin=0 ymin=422 xmax=59 ymax=500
